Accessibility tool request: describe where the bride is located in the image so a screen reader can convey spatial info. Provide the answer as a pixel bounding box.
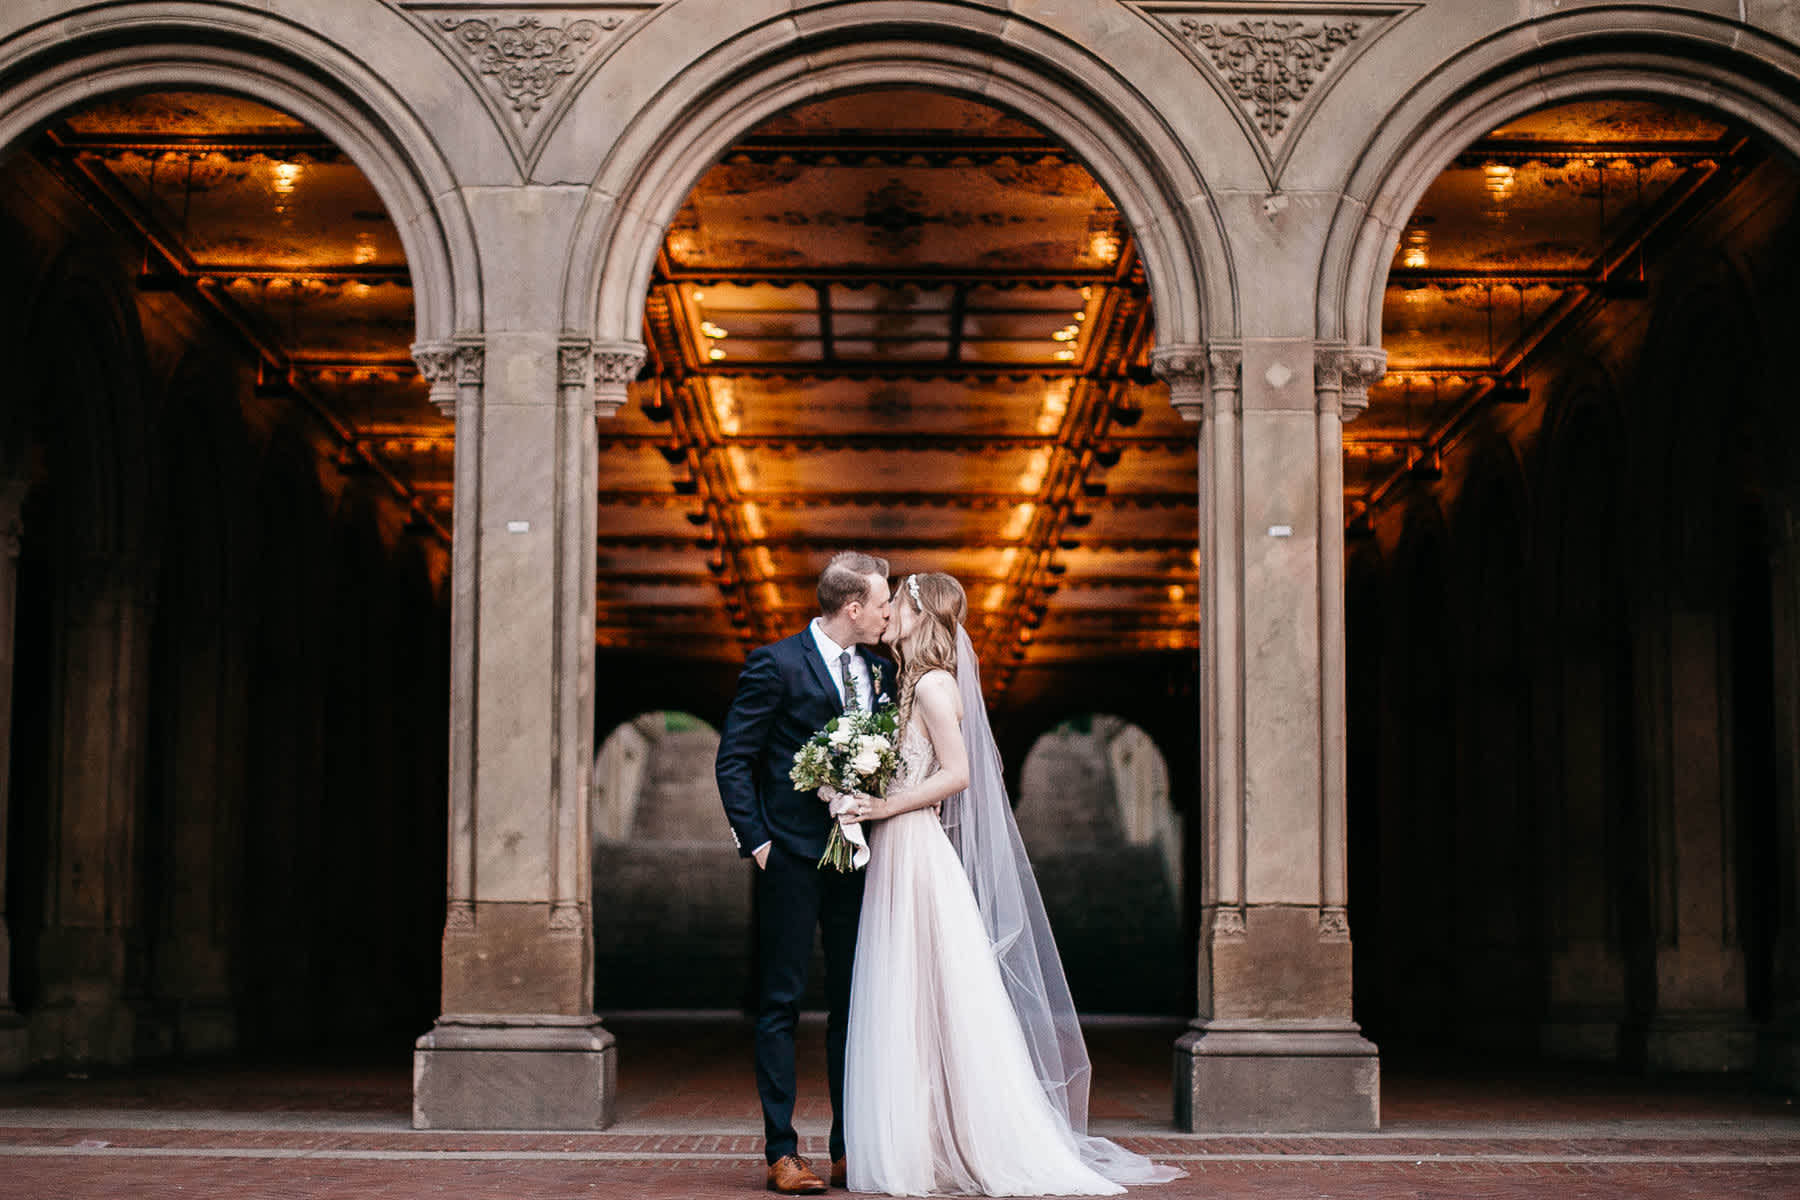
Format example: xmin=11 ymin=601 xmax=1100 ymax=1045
xmin=831 ymin=572 xmax=1183 ymax=1196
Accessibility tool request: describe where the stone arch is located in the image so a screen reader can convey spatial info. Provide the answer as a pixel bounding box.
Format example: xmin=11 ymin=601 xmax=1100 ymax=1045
xmin=563 ymin=3 xmax=1234 ymax=360
xmin=0 ymin=3 xmax=481 ymax=344
xmin=1447 ymin=446 xmax=1542 ymax=1048
xmin=1318 ymin=7 xmax=1800 ymax=348
xmin=1534 ymin=371 xmax=1635 ymax=1059
xmin=19 ymin=246 xmax=156 ymax=562
xmin=1015 ymin=711 xmax=1185 ymax=1014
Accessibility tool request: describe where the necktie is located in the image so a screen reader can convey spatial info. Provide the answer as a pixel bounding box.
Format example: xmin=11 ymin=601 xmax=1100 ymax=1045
xmin=839 ymin=650 xmax=861 ymax=713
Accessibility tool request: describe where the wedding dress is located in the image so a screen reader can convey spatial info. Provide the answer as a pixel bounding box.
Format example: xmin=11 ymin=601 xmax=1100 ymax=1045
xmin=843 ymin=629 xmax=1181 ymax=1197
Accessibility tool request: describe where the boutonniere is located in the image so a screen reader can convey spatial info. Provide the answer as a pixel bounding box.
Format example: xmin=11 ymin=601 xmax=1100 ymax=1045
xmin=871 ymin=661 xmax=884 ymax=697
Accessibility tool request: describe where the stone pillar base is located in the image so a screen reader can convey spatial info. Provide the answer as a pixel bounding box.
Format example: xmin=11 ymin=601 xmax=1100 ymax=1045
xmin=1540 ymin=1015 xmax=1623 ymax=1063
xmin=1757 ymin=1022 xmax=1800 ymax=1091
xmin=30 ymin=999 xmax=135 ymax=1068
xmin=1622 ymin=1015 xmax=1755 ymax=1073
xmin=413 ymin=1015 xmax=616 ymax=1130
xmin=1174 ymin=1020 xmax=1379 ymax=1131
xmin=0 ymin=1011 xmax=27 ymax=1079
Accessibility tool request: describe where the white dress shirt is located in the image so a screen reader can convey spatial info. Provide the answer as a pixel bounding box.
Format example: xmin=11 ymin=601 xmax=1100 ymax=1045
xmin=810 ymin=618 xmax=872 ymax=712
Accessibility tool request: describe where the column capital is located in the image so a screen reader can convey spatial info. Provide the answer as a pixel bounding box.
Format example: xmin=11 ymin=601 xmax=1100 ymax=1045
xmin=412 ymin=340 xmax=484 ymax=418
xmin=1152 ymin=343 xmax=1239 ymax=423
xmin=1314 ymin=345 xmax=1386 ymax=423
xmin=591 ymin=340 xmax=646 ymax=419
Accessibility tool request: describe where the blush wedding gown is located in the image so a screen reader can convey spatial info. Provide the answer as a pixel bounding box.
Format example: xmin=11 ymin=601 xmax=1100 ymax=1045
xmin=842 ymin=630 xmax=1181 ymax=1197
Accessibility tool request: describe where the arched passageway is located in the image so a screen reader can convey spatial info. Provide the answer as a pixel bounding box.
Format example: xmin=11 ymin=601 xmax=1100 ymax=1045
xmin=1017 ymin=714 xmax=1184 ymax=1014
xmin=1341 ymin=86 xmax=1800 ymax=1079
xmin=577 ymin=84 xmax=1202 ymax=1026
xmin=0 ymin=85 xmax=452 ymax=1070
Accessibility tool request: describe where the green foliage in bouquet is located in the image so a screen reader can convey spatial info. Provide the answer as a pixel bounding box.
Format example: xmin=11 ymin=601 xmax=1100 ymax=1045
xmin=790 ymin=696 xmax=899 ymax=871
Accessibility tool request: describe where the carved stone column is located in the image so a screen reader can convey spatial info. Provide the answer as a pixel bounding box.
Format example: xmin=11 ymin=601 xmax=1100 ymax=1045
xmin=410 ymin=334 xmax=633 ymax=1129
xmin=0 ymin=478 xmax=27 ymax=1076
xmin=1161 ymin=340 xmax=1380 ymax=1132
xmin=1760 ymin=492 xmax=1800 ymax=1088
xmin=31 ymin=550 xmax=157 ymax=1067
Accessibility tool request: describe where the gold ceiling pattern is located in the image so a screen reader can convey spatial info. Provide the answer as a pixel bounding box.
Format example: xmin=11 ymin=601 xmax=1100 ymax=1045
xmin=29 ymin=90 xmax=1757 ymax=688
xmin=1356 ymin=99 xmax=1751 ymax=513
xmin=631 ymin=89 xmax=1175 ymax=686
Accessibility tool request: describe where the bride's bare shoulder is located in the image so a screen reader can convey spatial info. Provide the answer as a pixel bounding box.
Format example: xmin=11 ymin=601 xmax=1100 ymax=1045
xmin=914 ymin=669 xmax=962 ymax=719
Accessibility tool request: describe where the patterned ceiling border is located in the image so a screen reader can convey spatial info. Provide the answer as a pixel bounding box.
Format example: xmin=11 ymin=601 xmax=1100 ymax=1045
xmin=1129 ymin=2 xmax=1420 ymax=186
xmin=395 ymin=3 xmax=661 ymax=174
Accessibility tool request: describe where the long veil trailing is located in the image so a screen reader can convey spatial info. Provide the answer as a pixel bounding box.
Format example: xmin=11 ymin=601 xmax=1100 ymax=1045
xmin=940 ymin=625 xmax=1183 ymax=1185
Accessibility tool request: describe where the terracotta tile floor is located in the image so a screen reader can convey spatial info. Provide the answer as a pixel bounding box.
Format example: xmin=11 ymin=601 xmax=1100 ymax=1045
xmin=1 ymin=1015 xmax=1797 ymax=1199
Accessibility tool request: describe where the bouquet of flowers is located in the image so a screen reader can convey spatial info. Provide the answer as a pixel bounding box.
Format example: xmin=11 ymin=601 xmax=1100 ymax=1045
xmin=789 ymin=692 xmax=899 ymax=872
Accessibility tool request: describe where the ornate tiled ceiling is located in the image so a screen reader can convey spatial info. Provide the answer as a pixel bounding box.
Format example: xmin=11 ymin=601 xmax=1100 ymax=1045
xmin=24 ymin=89 xmax=1758 ymax=689
xmin=629 ymin=89 xmax=1171 ymax=686
xmin=1357 ymin=99 xmax=1751 ymax=513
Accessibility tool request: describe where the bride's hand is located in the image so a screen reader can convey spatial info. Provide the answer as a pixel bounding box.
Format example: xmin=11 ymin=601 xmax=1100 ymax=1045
xmin=842 ymin=789 xmax=882 ymax=821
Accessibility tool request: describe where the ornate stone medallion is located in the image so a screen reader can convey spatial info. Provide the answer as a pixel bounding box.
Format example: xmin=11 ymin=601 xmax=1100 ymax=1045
xmin=400 ymin=4 xmax=658 ymax=171
xmin=1131 ymin=3 xmax=1418 ymax=184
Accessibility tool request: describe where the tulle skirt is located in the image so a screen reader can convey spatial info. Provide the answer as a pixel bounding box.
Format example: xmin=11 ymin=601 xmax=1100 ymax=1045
xmin=843 ymin=807 xmax=1125 ymax=1197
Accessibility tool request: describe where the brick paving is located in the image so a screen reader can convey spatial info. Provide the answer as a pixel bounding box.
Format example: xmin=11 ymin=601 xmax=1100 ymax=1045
xmin=0 ymin=1016 xmax=1797 ymax=1199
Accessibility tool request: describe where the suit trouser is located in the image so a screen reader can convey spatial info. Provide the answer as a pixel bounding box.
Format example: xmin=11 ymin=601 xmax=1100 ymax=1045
xmin=754 ymin=842 xmax=865 ymax=1164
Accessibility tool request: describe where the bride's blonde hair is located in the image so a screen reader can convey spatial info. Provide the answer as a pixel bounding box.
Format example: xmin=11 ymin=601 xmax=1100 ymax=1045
xmin=895 ymin=572 xmax=968 ymax=729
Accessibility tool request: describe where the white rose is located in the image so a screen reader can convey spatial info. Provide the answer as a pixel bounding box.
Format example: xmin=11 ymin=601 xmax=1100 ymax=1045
xmin=856 ymin=733 xmax=890 ymax=755
xmin=850 ymin=748 xmax=883 ymax=776
xmin=828 ymin=726 xmax=855 ymax=748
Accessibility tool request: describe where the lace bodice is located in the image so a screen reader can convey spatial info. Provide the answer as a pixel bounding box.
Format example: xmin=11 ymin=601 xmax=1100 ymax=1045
xmin=895 ymin=718 xmax=937 ymax=789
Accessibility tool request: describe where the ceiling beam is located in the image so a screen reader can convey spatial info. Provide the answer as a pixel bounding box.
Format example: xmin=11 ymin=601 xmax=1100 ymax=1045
xmin=1358 ymin=140 xmax=1761 ymax=521
xmin=31 ymin=135 xmax=449 ymax=546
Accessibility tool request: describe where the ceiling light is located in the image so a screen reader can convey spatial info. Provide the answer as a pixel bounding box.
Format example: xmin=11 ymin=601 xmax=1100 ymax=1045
xmin=710 ymin=381 xmax=741 ymax=436
xmin=693 ymin=291 xmax=705 ymax=302
xmin=1167 ymin=584 xmax=1186 ymax=604
xmin=983 ymin=583 xmax=1006 ymax=612
xmin=1053 ymin=349 xmax=1076 ymax=362
xmin=1018 ymin=449 xmax=1050 ymax=493
xmin=1073 ymin=311 xmax=1086 ymax=321
xmin=742 ymin=503 xmax=766 ymax=539
xmin=271 ymin=161 xmax=302 ymax=197
xmin=1401 ymin=226 xmax=1430 ymax=270
xmin=728 ymin=447 xmax=757 ymax=492
xmin=1035 ymin=385 xmax=1069 ymax=436
xmin=1003 ymin=503 xmax=1035 ymax=540
xmin=1053 ymin=327 xmax=1078 ymax=342
xmin=708 ymin=347 xmax=727 ymax=361
xmin=701 ymin=321 xmax=729 ymax=339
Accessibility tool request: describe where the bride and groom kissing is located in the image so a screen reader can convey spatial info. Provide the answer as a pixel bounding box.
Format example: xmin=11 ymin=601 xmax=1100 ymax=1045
xmin=714 ymin=552 xmax=1181 ymax=1196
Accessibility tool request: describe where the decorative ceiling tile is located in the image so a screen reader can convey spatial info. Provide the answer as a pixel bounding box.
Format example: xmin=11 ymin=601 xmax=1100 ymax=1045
xmin=1131 ymin=3 xmax=1418 ymax=183
xmin=399 ymin=4 xmax=658 ymax=170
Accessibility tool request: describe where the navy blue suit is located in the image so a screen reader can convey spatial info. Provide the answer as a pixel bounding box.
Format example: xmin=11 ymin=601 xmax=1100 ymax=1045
xmin=714 ymin=629 xmax=895 ymax=1166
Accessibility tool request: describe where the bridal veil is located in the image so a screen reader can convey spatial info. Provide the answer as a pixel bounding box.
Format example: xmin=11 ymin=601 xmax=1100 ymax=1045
xmin=941 ymin=625 xmax=1183 ymax=1186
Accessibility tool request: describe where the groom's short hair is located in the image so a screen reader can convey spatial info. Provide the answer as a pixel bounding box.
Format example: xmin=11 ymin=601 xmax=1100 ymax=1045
xmin=818 ymin=551 xmax=890 ymax=615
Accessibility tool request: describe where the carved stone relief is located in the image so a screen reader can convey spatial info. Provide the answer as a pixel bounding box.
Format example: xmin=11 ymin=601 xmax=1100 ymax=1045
xmin=1131 ymin=4 xmax=1418 ymax=183
xmin=400 ymin=4 xmax=658 ymax=171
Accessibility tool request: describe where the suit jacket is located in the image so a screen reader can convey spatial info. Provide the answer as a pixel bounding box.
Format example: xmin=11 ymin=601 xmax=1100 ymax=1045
xmin=715 ymin=629 xmax=898 ymax=861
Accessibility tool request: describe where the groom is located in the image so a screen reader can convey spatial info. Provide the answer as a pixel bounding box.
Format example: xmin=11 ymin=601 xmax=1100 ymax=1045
xmin=715 ymin=551 xmax=896 ymax=1195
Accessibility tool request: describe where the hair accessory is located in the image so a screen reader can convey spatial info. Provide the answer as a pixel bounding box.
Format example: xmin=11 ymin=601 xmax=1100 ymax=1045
xmin=907 ymin=574 xmax=922 ymax=608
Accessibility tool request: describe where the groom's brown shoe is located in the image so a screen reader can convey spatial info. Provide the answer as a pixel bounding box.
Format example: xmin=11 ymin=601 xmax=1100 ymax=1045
xmin=767 ymin=1155 xmax=827 ymax=1194
xmin=830 ymin=1157 xmax=847 ymax=1188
